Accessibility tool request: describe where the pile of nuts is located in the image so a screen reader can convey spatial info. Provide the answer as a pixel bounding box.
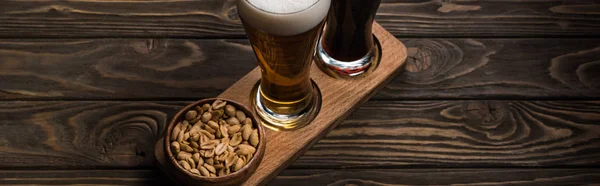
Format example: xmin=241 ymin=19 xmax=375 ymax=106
xmin=169 ymin=99 xmax=259 ymax=177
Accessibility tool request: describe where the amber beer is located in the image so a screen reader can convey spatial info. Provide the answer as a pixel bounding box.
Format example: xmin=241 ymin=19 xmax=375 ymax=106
xmin=238 ymin=0 xmax=330 ymax=128
xmin=316 ymin=0 xmax=381 ymax=76
xmin=243 ymin=21 xmax=323 ymax=115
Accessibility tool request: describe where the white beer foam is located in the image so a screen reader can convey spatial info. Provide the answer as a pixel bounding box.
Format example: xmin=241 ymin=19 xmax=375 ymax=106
xmin=248 ymin=0 xmax=319 ymax=14
xmin=238 ymin=0 xmax=330 ymax=36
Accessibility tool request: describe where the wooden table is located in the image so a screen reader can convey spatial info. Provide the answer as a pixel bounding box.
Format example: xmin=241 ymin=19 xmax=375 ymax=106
xmin=1 ymin=0 xmax=599 ymax=185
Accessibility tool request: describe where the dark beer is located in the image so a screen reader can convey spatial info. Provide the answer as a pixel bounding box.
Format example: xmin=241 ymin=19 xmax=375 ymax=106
xmin=322 ymin=0 xmax=381 ymax=61
xmin=314 ymin=0 xmax=381 ymax=77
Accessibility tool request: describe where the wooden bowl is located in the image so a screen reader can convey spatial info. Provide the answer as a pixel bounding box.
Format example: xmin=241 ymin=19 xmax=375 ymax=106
xmin=157 ymin=98 xmax=266 ymax=186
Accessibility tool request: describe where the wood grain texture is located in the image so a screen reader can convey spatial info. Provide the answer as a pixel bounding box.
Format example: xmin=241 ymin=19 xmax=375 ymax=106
xmin=1 ymin=38 xmax=599 ymax=100
xmin=0 ymin=170 xmax=171 ymax=186
xmin=1 ymin=101 xmax=598 ymax=169
xmin=0 ymin=101 xmax=187 ymax=168
xmin=1 ymin=169 xmax=598 ymax=185
xmin=0 ymin=39 xmax=256 ymax=100
xmin=294 ymin=101 xmax=600 ymax=168
xmin=271 ymin=169 xmax=600 ymax=186
xmin=379 ymin=0 xmax=600 ymax=37
xmin=0 ymin=0 xmax=243 ymax=38
xmin=0 ymin=23 xmax=406 ymax=171
xmin=219 ymin=22 xmax=407 ymax=186
xmin=1 ymin=0 xmax=599 ymax=38
xmin=375 ymin=38 xmax=600 ymax=100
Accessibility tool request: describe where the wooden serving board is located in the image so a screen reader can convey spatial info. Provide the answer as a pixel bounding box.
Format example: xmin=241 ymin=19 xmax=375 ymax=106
xmin=155 ymin=22 xmax=406 ymax=185
xmin=217 ymin=22 xmax=407 ymax=185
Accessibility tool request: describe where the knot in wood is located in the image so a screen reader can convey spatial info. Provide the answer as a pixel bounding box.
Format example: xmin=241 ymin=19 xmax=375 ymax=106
xmin=400 ymin=39 xmax=463 ymax=85
xmin=227 ymin=7 xmax=240 ymax=22
xmin=464 ymin=101 xmax=507 ymax=128
xmin=405 ymin=47 xmax=432 ymax=73
xmin=95 ymin=109 xmax=167 ymax=166
xmin=221 ymin=0 xmax=241 ymax=23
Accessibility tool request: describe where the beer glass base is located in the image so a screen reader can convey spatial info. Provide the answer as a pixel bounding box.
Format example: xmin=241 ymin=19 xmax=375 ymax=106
xmin=315 ymin=35 xmax=382 ymax=78
xmin=250 ymin=80 xmax=322 ymax=131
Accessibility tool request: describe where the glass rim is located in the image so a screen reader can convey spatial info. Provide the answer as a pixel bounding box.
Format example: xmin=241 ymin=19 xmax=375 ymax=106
xmin=244 ymin=0 xmax=322 ymax=15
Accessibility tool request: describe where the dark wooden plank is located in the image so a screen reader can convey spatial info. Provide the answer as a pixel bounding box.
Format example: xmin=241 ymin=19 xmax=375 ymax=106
xmin=0 ymin=0 xmax=243 ymax=38
xmin=1 ymin=38 xmax=599 ymax=100
xmin=1 ymin=169 xmax=598 ymax=185
xmin=375 ymin=38 xmax=600 ymax=100
xmin=293 ymin=101 xmax=600 ymax=168
xmin=0 ymin=101 xmax=188 ymax=168
xmin=1 ymin=0 xmax=599 ymax=38
xmin=0 ymin=39 xmax=256 ymax=100
xmin=271 ymin=169 xmax=600 ymax=186
xmin=1 ymin=100 xmax=598 ymax=169
xmin=0 ymin=169 xmax=171 ymax=186
xmin=379 ymin=0 xmax=600 ymax=37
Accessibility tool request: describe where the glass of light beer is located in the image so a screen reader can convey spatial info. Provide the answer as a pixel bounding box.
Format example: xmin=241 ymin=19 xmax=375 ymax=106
xmin=315 ymin=0 xmax=382 ymax=77
xmin=237 ymin=0 xmax=330 ymax=130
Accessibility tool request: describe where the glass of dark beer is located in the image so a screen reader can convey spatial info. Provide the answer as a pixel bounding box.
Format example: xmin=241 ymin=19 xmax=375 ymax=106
xmin=237 ymin=0 xmax=330 ymax=130
xmin=315 ymin=0 xmax=382 ymax=77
